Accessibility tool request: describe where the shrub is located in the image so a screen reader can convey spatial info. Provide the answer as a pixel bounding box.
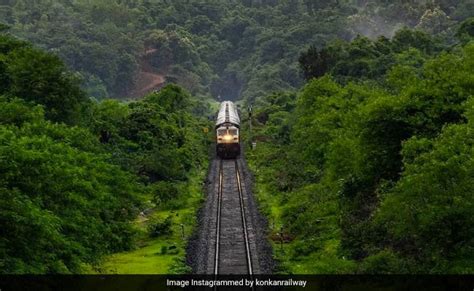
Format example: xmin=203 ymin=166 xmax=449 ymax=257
xmin=147 ymin=216 xmax=172 ymax=238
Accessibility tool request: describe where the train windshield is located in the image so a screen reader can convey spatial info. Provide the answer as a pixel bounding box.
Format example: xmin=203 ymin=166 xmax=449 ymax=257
xmin=217 ymin=128 xmax=238 ymax=136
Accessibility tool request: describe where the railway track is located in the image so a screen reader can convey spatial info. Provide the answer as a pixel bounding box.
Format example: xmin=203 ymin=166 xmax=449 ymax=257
xmin=188 ymin=155 xmax=272 ymax=274
xmin=214 ymin=159 xmax=253 ymax=275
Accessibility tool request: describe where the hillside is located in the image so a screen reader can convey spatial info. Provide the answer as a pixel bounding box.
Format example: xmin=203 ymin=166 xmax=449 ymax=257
xmin=2 ymin=0 xmax=472 ymax=101
xmin=246 ymin=19 xmax=474 ymax=274
xmin=1 ymin=0 xmax=474 ymax=277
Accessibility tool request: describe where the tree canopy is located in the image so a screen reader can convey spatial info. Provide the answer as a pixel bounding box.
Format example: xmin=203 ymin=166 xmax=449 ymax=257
xmin=248 ymin=19 xmax=474 ymax=273
xmin=0 ymin=32 xmax=210 ymax=274
xmin=3 ymin=0 xmax=471 ymax=101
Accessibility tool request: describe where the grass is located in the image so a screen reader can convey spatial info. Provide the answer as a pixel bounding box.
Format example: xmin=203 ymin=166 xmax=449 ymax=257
xmin=96 ymin=167 xmax=206 ymax=274
xmin=101 ymin=239 xmax=177 ymax=274
xmin=246 ymin=142 xmax=355 ymax=274
xmin=246 ymin=144 xmax=291 ymax=272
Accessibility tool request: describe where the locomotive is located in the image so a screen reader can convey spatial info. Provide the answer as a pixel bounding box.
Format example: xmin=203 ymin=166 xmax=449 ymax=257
xmin=216 ymin=101 xmax=240 ymax=158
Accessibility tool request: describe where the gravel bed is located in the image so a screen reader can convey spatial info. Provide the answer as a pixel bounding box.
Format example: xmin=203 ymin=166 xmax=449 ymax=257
xmin=186 ymin=145 xmax=274 ymax=274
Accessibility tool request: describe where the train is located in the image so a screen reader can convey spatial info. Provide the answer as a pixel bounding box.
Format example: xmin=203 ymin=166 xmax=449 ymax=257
xmin=215 ymin=101 xmax=240 ymax=158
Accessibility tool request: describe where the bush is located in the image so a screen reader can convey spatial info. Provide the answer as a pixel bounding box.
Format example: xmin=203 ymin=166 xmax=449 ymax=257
xmin=147 ymin=216 xmax=172 ymax=238
xmin=359 ymin=250 xmax=408 ymax=274
xmin=152 ymin=182 xmax=180 ymax=205
xmin=160 ymin=246 xmax=168 ymax=255
xmin=0 ymin=110 xmax=142 ymax=273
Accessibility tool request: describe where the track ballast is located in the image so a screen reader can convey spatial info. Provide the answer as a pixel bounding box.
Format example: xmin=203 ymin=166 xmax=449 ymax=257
xmin=187 ymin=154 xmax=274 ymax=275
xmin=214 ymin=159 xmax=253 ymax=274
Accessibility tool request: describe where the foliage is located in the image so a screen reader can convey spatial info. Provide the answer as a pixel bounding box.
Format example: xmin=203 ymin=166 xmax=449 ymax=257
xmin=299 ymin=28 xmax=446 ymax=83
xmin=0 ymin=33 xmax=89 ymax=124
xmin=99 ymin=167 xmax=207 ymax=274
xmin=2 ymin=1 xmax=473 ymax=100
xmin=2 ymin=0 xmax=474 ymax=276
xmin=0 ymin=33 xmax=210 ymax=274
xmin=374 ymin=119 xmax=474 ymax=273
xmin=0 ymin=101 xmax=142 ymax=273
xmin=248 ymin=30 xmax=474 ymax=273
xmin=456 ymin=17 xmax=474 ymax=43
xmin=148 ymin=216 xmax=172 ymax=238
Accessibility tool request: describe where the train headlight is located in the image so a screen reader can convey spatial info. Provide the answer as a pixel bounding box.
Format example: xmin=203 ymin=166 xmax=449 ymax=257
xmin=223 ymin=134 xmax=233 ymax=141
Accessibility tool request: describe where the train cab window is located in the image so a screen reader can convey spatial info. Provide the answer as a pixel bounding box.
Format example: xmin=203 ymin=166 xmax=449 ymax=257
xmin=229 ymin=129 xmax=238 ymax=136
xmin=217 ymin=129 xmax=226 ymax=136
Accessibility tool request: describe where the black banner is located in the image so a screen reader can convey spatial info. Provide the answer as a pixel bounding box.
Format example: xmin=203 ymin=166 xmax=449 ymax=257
xmin=1 ymin=275 xmax=473 ymax=291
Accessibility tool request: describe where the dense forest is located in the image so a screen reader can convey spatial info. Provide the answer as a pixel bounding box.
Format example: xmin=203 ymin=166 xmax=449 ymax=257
xmin=2 ymin=0 xmax=473 ymax=101
xmin=247 ymin=17 xmax=474 ymax=273
xmin=1 ymin=0 xmax=474 ymax=275
xmin=0 ymin=30 xmax=210 ymax=273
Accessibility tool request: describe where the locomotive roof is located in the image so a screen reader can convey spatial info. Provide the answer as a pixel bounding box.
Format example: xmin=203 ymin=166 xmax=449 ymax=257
xmin=216 ymin=101 xmax=240 ymax=127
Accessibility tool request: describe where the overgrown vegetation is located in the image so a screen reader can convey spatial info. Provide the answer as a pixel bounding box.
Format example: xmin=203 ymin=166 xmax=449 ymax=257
xmin=2 ymin=0 xmax=474 ymax=275
xmin=0 ymin=32 xmax=210 ymax=274
xmin=99 ymin=167 xmax=206 ymax=274
xmin=247 ymin=18 xmax=474 ymax=274
xmin=3 ymin=0 xmax=472 ymax=100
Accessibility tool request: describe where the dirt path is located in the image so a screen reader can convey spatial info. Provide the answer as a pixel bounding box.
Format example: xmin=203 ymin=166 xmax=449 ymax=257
xmin=129 ymin=48 xmax=166 ymax=98
xmin=132 ymin=71 xmax=165 ymax=97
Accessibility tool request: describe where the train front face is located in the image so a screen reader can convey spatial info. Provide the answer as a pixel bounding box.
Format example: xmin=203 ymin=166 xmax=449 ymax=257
xmin=216 ymin=125 xmax=240 ymax=158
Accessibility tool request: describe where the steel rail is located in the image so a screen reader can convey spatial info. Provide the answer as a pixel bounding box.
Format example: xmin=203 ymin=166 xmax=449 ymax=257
xmin=214 ymin=159 xmax=253 ymax=276
xmin=235 ymin=160 xmax=253 ymax=275
xmin=214 ymin=159 xmax=223 ymax=275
